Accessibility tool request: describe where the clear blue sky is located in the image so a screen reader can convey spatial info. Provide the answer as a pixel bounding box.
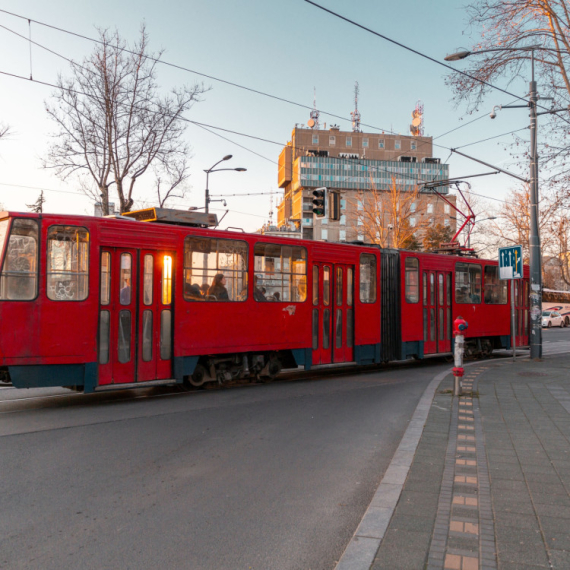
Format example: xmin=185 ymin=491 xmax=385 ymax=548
xmin=0 ymin=0 xmax=530 ymax=231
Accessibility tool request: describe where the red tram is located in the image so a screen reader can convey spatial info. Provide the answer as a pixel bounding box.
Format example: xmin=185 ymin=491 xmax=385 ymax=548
xmin=0 ymin=209 xmax=529 ymax=392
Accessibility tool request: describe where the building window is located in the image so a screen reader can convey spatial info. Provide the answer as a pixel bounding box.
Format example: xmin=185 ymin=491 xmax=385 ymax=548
xmin=358 ymin=234 xmax=364 ymax=241
xmin=357 ymin=199 xmax=363 ymax=211
xmin=321 ymin=229 xmax=328 ymax=240
xmin=346 ymin=137 xmax=352 ymax=147
xmin=357 ymin=219 xmax=363 ymax=226
xmin=395 ymin=140 xmax=401 ymax=150
xmin=411 ymin=202 xmax=416 ymax=212
xmin=410 ymin=217 xmax=416 ymax=227
xmin=362 ymin=138 xmax=369 ymax=148
xmin=312 ymin=135 xmax=319 ymax=144
xmin=444 ymin=218 xmax=450 ymax=227
xmin=339 ymin=230 xmax=346 ymax=241
xmin=340 ymin=199 xmax=347 ymax=211
xmin=321 ymin=217 xmax=328 ymax=225
xmin=329 ymin=136 xmax=336 ymax=146
xmin=378 ymin=139 xmax=385 ymax=149
xmin=411 ymin=141 xmax=417 ymax=150
xmin=444 ymin=204 xmax=450 ymax=214
xmin=427 ymin=203 xmax=434 ymax=214
xmin=340 ymin=215 xmax=346 ymax=225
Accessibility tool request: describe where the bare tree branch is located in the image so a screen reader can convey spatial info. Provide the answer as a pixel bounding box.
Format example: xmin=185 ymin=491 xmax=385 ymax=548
xmin=44 ymin=25 xmax=207 ymax=214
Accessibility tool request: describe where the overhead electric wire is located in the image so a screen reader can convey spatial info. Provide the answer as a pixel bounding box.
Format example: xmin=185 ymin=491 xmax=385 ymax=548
xmin=0 ymin=8 xmax=536 ymax=149
xmin=454 ymin=126 xmax=530 ymax=150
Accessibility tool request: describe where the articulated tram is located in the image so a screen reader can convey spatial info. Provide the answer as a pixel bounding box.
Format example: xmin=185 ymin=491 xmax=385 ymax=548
xmin=0 ymin=209 xmax=529 ymax=392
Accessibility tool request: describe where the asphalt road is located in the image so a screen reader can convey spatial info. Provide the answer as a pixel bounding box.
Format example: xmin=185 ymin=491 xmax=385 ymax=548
xmin=0 ymin=358 xmax=454 ymax=570
xmin=2 ymin=331 xmax=567 ymax=570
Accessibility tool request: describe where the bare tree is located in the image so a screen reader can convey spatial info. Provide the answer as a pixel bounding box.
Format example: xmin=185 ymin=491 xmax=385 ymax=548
xmin=351 ymin=177 xmax=427 ymax=249
xmin=45 ymin=26 xmax=206 ymax=214
xmin=154 ymin=157 xmax=190 ymax=208
xmin=0 ymin=122 xmax=12 ymax=140
xmin=446 ymin=0 xmax=570 ymax=192
xmin=26 ymin=191 xmax=46 ymax=213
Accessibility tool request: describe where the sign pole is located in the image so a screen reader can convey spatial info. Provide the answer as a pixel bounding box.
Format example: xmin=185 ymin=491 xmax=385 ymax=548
xmin=511 ymin=279 xmax=516 ymax=361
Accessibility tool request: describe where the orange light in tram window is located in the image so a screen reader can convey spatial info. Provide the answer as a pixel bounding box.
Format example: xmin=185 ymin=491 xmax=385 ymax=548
xmin=162 ymin=255 xmax=172 ymax=305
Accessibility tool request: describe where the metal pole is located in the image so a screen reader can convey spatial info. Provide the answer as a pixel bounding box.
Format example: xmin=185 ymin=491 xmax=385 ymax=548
xmin=205 ymin=170 xmax=210 ymax=214
xmin=529 ymin=50 xmax=543 ymax=359
xmin=511 ymin=279 xmax=516 ymax=361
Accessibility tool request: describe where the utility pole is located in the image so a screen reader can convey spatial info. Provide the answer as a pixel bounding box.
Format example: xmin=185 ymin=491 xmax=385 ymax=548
xmin=528 ymin=51 xmax=542 ymax=359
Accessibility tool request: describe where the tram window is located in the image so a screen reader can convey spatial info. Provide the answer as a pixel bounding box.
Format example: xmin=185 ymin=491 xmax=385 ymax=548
xmin=483 ymin=266 xmax=507 ymax=304
xmin=143 ymin=255 xmax=153 ymax=305
xmin=119 ymin=253 xmax=132 ymax=305
xmin=430 ymin=309 xmax=436 ymax=341
xmin=430 ymin=273 xmax=435 ymax=306
xmin=455 ymin=263 xmax=482 ymax=304
xmin=323 ymin=267 xmax=330 ymax=305
xmin=446 ymin=274 xmax=451 ymax=305
xmin=254 ymin=242 xmax=307 ymax=302
xmin=359 ymin=253 xmax=376 ymax=303
xmin=336 ymin=267 xmax=343 ymax=306
xmin=118 ymin=310 xmax=131 ymax=363
xmin=423 ymin=273 xmax=427 ymax=305
xmin=423 ymin=308 xmax=428 ymax=341
xmin=47 ymin=226 xmax=89 ymax=301
xmin=346 ymin=309 xmax=354 ymax=347
xmin=347 ymin=268 xmax=353 ymax=307
xmin=160 ymin=310 xmax=172 ymax=360
xmin=98 ymin=310 xmax=110 ymax=364
xmin=312 ymin=266 xmax=319 ymax=305
xmin=404 ymin=258 xmax=419 ymax=303
xmin=336 ymin=309 xmax=343 ymax=347
xmin=142 ymin=310 xmax=153 ymax=362
xmin=439 ymin=308 xmax=444 ymax=340
xmin=312 ymin=309 xmax=319 ymax=349
xmin=0 ymin=219 xmax=39 ymax=301
xmin=438 ymin=274 xmax=444 ymax=305
xmin=184 ymin=237 xmax=248 ymax=302
xmin=323 ymin=309 xmax=330 ymax=349
xmin=162 ymin=255 xmax=172 ymax=305
xmin=100 ymin=252 xmax=111 ymax=305
xmin=0 ymin=219 xmax=9 ymax=259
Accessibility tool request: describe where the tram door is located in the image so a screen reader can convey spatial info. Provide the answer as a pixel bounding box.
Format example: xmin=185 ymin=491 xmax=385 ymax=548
xmin=424 ymin=271 xmax=452 ymax=355
xmin=98 ymin=248 xmax=174 ymax=386
xmin=312 ymin=263 xmax=354 ymax=365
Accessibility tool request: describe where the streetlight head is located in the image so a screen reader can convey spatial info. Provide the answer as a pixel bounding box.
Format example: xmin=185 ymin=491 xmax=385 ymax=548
xmin=223 ymin=154 xmax=233 ymax=161
xmin=490 ymin=111 xmax=497 ymax=119
xmin=235 ymin=167 xmax=247 ymax=172
xmin=445 ymin=50 xmax=471 ymax=61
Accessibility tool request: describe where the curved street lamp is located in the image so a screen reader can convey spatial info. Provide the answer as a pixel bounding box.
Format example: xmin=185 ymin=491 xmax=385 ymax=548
xmin=444 ymin=45 xmax=543 ymax=358
xmin=204 ymin=155 xmax=247 ymax=213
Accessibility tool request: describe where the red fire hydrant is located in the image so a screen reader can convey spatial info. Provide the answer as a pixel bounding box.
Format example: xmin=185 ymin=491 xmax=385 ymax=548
xmin=453 ymin=316 xmax=469 ymax=396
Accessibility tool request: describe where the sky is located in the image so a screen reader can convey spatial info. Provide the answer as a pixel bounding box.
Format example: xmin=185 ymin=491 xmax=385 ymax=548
xmin=0 ymin=0 xmax=532 ymax=233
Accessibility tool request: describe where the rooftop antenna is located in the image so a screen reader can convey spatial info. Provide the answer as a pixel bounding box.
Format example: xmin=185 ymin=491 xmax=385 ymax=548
xmin=268 ymin=191 xmax=274 ymax=226
xmin=410 ymin=100 xmax=424 ymax=137
xmin=308 ymin=87 xmax=320 ymax=129
xmin=351 ymin=81 xmax=361 ymax=132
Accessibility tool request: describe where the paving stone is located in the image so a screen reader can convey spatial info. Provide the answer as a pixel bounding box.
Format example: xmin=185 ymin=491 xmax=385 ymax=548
xmin=496 ymin=538 xmax=550 ymax=566
xmin=549 ymin=548 xmax=570 ymax=570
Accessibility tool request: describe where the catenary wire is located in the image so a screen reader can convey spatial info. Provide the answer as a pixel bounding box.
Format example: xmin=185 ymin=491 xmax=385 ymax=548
xmin=0 ymin=8 xmax=541 ymax=148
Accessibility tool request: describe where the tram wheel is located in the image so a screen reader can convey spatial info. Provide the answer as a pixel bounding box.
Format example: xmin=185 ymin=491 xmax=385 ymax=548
xmin=185 ymin=364 xmax=208 ymax=389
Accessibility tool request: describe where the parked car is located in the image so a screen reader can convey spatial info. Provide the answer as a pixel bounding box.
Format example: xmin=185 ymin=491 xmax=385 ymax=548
xmin=542 ymin=310 xmax=565 ymax=328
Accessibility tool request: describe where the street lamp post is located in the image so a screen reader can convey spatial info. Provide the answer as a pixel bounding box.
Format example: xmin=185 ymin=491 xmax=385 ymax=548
xmin=204 ymin=154 xmax=247 ymax=213
xmin=445 ymin=45 xmax=543 ymax=358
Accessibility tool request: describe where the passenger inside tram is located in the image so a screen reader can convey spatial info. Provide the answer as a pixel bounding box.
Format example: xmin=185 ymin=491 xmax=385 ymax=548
xmin=208 ymin=273 xmax=229 ymax=300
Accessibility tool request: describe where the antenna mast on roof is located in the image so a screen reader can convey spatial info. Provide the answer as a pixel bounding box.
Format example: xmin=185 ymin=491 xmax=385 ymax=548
xmin=268 ymin=192 xmax=274 ymax=226
xmin=410 ymin=100 xmax=424 ymax=137
xmin=308 ymin=87 xmax=320 ymax=129
xmin=351 ymin=81 xmax=361 ymax=132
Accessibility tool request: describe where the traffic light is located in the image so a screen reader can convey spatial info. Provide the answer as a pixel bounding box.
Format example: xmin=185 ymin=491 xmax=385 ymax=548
xmin=312 ymin=187 xmax=327 ymax=218
xmin=329 ymin=190 xmax=340 ymax=221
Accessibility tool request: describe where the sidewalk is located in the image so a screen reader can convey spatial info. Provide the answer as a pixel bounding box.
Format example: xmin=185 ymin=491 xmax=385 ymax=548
xmin=337 ymin=351 xmax=570 ymax=570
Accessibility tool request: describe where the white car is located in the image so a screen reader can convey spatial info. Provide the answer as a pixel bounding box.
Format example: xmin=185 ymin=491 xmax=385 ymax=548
xmin=542 ymin=310 xmax=565 ymax=328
